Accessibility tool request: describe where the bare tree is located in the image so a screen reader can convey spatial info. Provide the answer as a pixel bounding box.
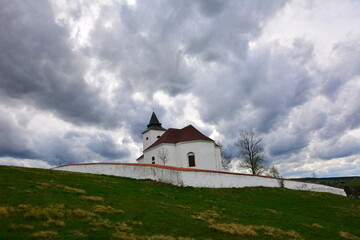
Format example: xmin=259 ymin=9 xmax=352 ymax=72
xmin=217 ymin=142 xmax=232 ymax=171
xmin=235 ymin=129 xmax=265 ymax=175
xmin=221 ymin=149 xmax=232 ymax=171
xmin=269 ymin=165 xmax=284 ymax=188
xmin=269 ymin=165 xmax=280 ymax=178
xmin=157 ymin=147 xmax=169 ymax=165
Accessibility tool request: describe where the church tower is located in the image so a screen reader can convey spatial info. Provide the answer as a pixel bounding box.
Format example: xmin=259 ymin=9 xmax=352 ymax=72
xmin=142 ymin=112 xmax=166 ymax=150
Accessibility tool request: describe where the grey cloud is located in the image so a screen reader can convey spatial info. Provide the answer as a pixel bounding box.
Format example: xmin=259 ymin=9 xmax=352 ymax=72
xmin=36 ymin=130 xmax=130 ymax=165
xmin=196 ymin=0 xmax=228 ymax=17
xmin=0 ymin=111 xmax=38 ymax=159
xmin=320 ymin=39 xmax=360 ymax=100
xmin=0 ymin=105 xmax=129 ymax=165
xmin=0 ymin=0 xmax=116 ymax=128
xmin=87 ymin=133 xmax=129 ymax=160
xmin=88 ymin=1 xmax=195 ymax=97
xmin=266 ymin=132 xmax=309 ymax=156
xmin=198 ymin=38 xmax=314 ymax=139
xmin=313 ymin=135 xmax=360 ymax=160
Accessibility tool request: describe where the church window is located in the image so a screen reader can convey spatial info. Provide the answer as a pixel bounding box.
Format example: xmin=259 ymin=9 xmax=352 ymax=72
xmin=152 ymin=156 xmax=155 ymax=164
xmin=146 ymin=137 xmax=149 ymax=140
xmin=188 ymin=152 xmax=195 ymax=167
xmin=157 ymin=136 xmax=160 ymax=138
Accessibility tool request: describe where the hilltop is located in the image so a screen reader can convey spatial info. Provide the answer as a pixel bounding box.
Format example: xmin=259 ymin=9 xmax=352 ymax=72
xmin=0 ymin=166 xmax=359 ymax=240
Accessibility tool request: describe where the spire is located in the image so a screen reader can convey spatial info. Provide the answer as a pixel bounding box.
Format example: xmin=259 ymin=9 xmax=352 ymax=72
xmin=146 ymin=112 xmax=166 ymax=131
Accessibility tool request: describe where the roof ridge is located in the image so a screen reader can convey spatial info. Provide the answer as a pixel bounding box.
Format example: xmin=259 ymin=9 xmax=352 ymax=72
xmin=144 ymin=124 xmax=215 ymax=152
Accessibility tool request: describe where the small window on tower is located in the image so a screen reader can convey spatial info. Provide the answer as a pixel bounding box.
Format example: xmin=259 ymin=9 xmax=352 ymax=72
xmin=157 ymin=136 xmax=160 ymax=138
xmin=146 ymin=137 xmax=149 ymax=140
xmin=152 ymin=156 xmax=155 ymax=164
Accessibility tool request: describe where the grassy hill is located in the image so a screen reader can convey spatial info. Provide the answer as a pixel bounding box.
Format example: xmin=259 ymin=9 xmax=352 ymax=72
xmin=0 ymin=166 xmax=359 ymax=240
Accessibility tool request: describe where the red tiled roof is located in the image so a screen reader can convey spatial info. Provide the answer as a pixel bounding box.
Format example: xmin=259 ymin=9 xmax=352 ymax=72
xmin=144 ymin=125 xmax=215 ymax=151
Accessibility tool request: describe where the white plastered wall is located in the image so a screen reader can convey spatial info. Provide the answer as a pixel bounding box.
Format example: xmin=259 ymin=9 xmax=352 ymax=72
xmin=143 ymin=141 xmax=222 ymax=171
xmin=176 ymin=141 xmax=218 ymax=170
xmin=53 ymin=164 xmax=346 ymax=197
xmin=144 ymin=144 xmax=177 ymax=166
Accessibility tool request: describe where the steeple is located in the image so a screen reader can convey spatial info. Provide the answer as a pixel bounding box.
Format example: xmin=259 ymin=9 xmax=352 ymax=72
xmin=142 ymin=112 xmax=167 ymax=149
xmin=146 ymin=112 xmax=166 ymax=131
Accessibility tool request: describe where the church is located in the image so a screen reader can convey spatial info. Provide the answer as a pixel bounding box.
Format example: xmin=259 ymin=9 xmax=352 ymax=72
xmin=137 ymin=112 xmax=223 ymax=171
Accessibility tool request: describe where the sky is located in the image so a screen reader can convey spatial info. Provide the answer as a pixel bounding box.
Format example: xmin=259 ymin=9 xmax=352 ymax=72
xmin=1 ymin=0 xmax=360 ymax=178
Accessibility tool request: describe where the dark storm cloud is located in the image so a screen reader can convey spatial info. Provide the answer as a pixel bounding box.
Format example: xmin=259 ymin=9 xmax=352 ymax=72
xmin=88 ymin=0 xmax=287 ymax=98
xmin=36 ymin=130 xmax=130 ymax=165
xmin=0 ymin=0 xmax=116 ymax=128
xmin=0 ymin=113 xmax=39 ymax=159
xmin=0 ymin=110 xmax=130 ymax=165
xmin=88 ymin=1 xmax=195 ymax=97
xmin=86 ymin=133 xmax=129 ymax=160
xmin=200 ymin=38 xmax=314 ymax=142
xmin=313 ymin=135 xmax=360 ymax=160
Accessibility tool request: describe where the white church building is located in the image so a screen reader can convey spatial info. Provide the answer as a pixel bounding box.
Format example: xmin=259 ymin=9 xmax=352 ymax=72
xmin=137 ymin=112 xmax=223 ymax=171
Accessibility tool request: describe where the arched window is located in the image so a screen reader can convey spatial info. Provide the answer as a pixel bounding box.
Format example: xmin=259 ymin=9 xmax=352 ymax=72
xmin=157 ymin=136 xmax=160 ymax=139
xmin=146 ymin=137 xmax=149 ymax=140
xmin=152 ymin=156 xmax=155 ymax=164
xmin=187 ymin=152 xmax=195 ymax=167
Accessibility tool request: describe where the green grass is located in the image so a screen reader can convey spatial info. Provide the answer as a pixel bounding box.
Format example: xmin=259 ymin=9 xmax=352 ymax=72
xmin=0 ymin=166 xmax=359 ymax=240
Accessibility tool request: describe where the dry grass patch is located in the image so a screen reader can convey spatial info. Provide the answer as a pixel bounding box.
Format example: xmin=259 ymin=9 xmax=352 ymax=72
xmin=30 ymin=231 xmax=57 ymax=239
xmin=210 ymin=223 xmax=257 ymax=237
xmin=0 ymin=206 xmax=14 ymax=216
xmin=148 ymin=235 xmax=177 ymax=240
xmin=265 ymin=208 xmax=278 ymax=214
xmin=115 ymin=222 xmax=133 ymax=232
xmin=68 ymin=208 xmax=97 ymax=218
xmin=34 ymin=182 xmax=51 ymax=190
xmin=129 ymin=221 xmax=142 ymax=226
xmin=340 ymin=231 xmax=360 ymax=240
xmin=88 ymin=218 xmax=112 ymax=228
xmin=93 ymin=205 xmax=124 ymax=214
xmin=79 ymin=195 xmax=104 ymax=202
xmin=311 ymin=223 xmax=323 ymax=229
xmin=176 ymin=204 xmax=191 ymax=209
xmin=24 ymin=204 xmax=64 ymax=220
xmin=148 ymin=236 xmax=195 ymax=240
xmin=112 ymin=231 xmax=140 ymax=240
xmin=10 ymin=224 xmax=34 ymax=230
xmin=252 ymin=225 xmax=302 ymax=239
xmin=42 ymin=218 xmax=65 ymax=227
xmin=191 ymin=210 xmax=221 ymax=224
xmin=210 ymin=223 xmax=302 ymax=239
xmin=70 ymin=230 xmax=87 ymax=238
xmin=63 ymin=186 xmax=86 ymax=194
xmin=18 ymin=204 xmax=31 ymax=209
xmin=24 ymin=189 xmax=36 ymax=193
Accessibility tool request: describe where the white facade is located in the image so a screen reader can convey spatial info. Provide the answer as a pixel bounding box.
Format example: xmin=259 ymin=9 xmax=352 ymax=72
xmin=53 ymin=163 xmax=347 ymax=197
xmin=140 ymin=141 xmax=222 ymax=170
